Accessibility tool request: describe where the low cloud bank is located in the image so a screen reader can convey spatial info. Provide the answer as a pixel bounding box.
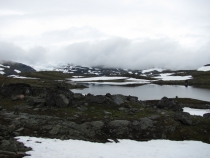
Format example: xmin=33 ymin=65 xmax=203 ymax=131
xmin=0 ymin=37 xmax=209 ymax=70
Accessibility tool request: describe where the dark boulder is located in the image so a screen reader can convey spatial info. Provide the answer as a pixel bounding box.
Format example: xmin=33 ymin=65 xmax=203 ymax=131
xmin=203 ymin=113 xmax=210 ymax=119
xmin=107 ymin=120 xmax=131 ymax=137
xmin=85 ymin=94 xmax=117 ymax=106
xmin=111 ymin=94 xmax=127 ymax=105
xmin=27 ymin=97 xmax=46 ymax=106
xmin=174 ymin=112 xmax=193 ymax=125
xmin=157 ymin=97 xmax=182 ymax=111
xmin=73 ymin=93 xmax=85 ymax=100
xmin=0 ymin=83 xmax=31 ymax=98
xmin=45 ymin=87 xmax=73 ymax=107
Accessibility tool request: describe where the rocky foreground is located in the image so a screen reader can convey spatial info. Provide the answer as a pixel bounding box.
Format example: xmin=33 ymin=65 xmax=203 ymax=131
xmin=0 ymin=83 xmax=210 ymax=157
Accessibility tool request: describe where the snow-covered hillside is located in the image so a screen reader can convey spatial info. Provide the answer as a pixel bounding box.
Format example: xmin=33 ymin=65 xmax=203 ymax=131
xmin=198 ymin=65 xmax=210 ymax=71
xmin=0 ymin=61 xmax=36 ymax=76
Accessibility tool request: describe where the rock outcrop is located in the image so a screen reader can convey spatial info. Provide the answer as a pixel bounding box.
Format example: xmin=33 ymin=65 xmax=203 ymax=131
xmin=157 ymin=97 xmax=182 ymax=111
xmin=0 ymin=83 xmax=210 ymax=157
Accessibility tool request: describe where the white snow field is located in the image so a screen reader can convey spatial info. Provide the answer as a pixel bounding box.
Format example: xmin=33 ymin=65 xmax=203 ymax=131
xmin=142 ymin=68 xmax=164 ymax=73
xmin=14 ymin=69 xmax=21 ymax=73
xmin=8 ymin=75 xmax=39 ymax=79
xmin=69 ymin=76 xmax=151 ymax=85
xmin=183 ymin=107 xmax=210 ymax=116
xmin=0 ymin=64 xmax=10 ymax=68
xmin=70 ymin=76 xmax=128 ymax=81
xmin=0 ymin=67 xmax=5 ymax=74
xmin=16 ymin=136 xmax=210 ymax=158
xmin=154 ymin=73 xmax=192 ymax=81
xmin=198 ymin=66 xmax=210 ymax=71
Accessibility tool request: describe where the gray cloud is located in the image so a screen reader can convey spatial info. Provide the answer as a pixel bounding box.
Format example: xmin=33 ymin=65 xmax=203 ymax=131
xmin=59 ymin=37 xmax=210 ymax=70
xmin=0 ymin=41 xmax=48 ymax=64
xmin=1 ymin=38 xmax=209 ymax=70
xmin=0 ymin=0 xmax=210 ymax=70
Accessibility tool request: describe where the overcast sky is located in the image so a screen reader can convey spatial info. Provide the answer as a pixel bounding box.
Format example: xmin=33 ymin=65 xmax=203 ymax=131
xmin=0 ymin=0 xmax=210 ymax=69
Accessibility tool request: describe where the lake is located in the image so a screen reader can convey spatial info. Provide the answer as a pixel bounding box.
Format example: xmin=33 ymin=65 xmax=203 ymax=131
xmin=72 ymin=84 xmax=210 ymax=102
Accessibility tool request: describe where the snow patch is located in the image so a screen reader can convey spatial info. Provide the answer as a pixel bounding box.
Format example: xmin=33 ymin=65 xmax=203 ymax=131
xmin=197 ymin=66 xmax=210 ymax=71
xmin=183 ymin=107 xmax=210 ymax=116
xmin=142 ymin=68 xmax=164 ymax=73
xmin=8 ymin=75 xmax=39 ymax=79
xmin=68 ymin=76 xmax=151 ymax=85
xmin=14 ymin=69 xmax=21 ymax=73
xmin=16 ymin=136 xmax=210 ymax=158
xmin=72 ymin=76 xmax=84 ymax=78
xmin=154 ymin=73 xmax=192 ymax=81
xmin=0 ymin=71 xmax=5 ymax=75
xmin=0 ymin=64 xmax=10 ymax=68
xmin=69 ymin=76 xmax=128 ymax=82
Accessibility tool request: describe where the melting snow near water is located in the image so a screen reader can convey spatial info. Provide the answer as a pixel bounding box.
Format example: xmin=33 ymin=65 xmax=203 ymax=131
xmin=69 ymin=76 xmax=128 ymax=81
xmin=69 ymin=76 xmax=151 ymax=85
xmin=183 ymin=107 xmax=210 ymax=116
xmin=154 ymin=73 xmax=192 ymax=81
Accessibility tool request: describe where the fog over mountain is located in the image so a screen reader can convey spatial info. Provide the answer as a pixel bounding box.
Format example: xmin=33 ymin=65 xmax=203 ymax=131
xmin=0 ymin=0 xmax=210 ymax=70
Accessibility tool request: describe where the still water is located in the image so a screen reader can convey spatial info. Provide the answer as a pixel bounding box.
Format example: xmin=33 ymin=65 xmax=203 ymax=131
xmin=72 ymin=84 xmax=210 ymax=101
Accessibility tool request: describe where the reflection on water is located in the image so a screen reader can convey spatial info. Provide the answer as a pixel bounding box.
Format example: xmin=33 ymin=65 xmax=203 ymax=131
xmin=72 ymin=84 xmax=210 ymax=101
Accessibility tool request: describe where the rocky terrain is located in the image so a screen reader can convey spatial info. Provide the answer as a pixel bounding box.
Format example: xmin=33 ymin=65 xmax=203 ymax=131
xmin=0 ymin=82 xmax=210 ymax=157
xmin=0 ymin=61 xmax=210 ymax=157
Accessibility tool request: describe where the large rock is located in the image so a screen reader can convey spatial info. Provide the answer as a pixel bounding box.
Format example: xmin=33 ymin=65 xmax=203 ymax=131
xmin=78 ymin=121 xmax=104 ymax=138
xmin=132 ymin=118 xmax=154 ymax=132
xmin=0 ymin=83 xmax=31 ymax=97
xmin=107 ymin=120 xmax=131 ymax=137
xmin=27 ymin=97 xmax=45 ymax=106
xmin=49 ymin=125 xmax=62 ymax=135
xmin=85 ymin=94 xmax=116 ymax=106
xmin=203 ymin=113 xmax=210 ymax=119
xmin=174 ymin=112 xmax=193 ymax=125
xmin=45 ymin=87 xmax=73 ymax=107
xmin=73 ymin=93 xmax=85 ymax=100
xmin=0 ymin=140 xmax=17 ymax=152
xmin=110 ymin=94 xmax=127 ymax=105
xmin=157 ymin=97 xmax=182 ymax=111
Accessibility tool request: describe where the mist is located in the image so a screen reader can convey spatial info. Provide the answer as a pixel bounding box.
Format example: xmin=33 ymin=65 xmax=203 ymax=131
xmin=0 ymin=0 xmax=210 ymax=70
xmin=0 ymin=37 xmax=209 ymax=70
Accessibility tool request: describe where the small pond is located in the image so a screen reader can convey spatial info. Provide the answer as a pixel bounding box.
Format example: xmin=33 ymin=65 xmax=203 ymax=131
xmin=72 ymin=84 xmax=210 ymax=102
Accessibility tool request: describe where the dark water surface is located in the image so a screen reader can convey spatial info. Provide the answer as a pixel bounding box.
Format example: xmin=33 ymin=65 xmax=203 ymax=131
xmin=72 ymin=84 xmax=210 ymax=101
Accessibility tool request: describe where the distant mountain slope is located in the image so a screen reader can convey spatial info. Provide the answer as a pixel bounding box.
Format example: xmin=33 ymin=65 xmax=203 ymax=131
xmin=0 ymin=60 xmax=36 ymax=76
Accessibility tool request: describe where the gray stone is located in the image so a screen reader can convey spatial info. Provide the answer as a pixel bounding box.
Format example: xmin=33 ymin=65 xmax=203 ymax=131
xmin=108 ymin=120 xmax=131 ymax=137
xmin=0 ymin=150 xmax=16 ymax=156
xmin=55 ymin=94 xmax=69 ymax=107
xmin=78 ymin=121 xmax=104 ymax=137
xmin=49 ymin=125 xmax=61 ymax=135
xmin=74 ymin=93 xmax=85 ymax=100
xmin=77 ymin=106 xmax=88 ymax=111
xmin=133 ymin=118 xmax=154 ymax=130
xmin=15 ymin=127 xmax=24 ymax=132
xmin=174 ymin=112 xmax=192 ymax=125
xmin=157 ymin=97 xmax=182 ymax=111
xmin=104 ymin=111 xmax=112 ymax=115
xmin=111 ymin=95 xmax=127 ymax=105
xmin=140 ymin=118 xmax=153 ymax=130
xmin=203 ymin=113 xmax=210 ymax=119
xmin=27 ymin=97 xmax=45 ymax=106
xmin=0 ymin=140 xmax=17 ymax=152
